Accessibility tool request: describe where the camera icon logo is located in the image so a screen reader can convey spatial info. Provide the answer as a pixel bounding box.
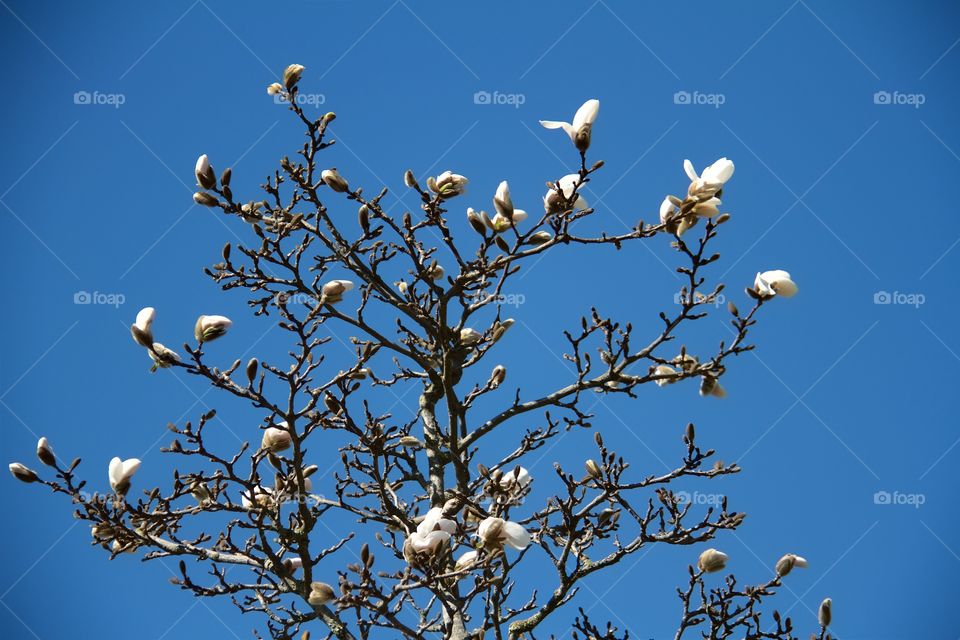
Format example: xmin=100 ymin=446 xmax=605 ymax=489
xmin=873 ymin=91 xmax=891 ymax=105
xmin=873 ymin=290 xmax=891 ymax=304
xmin=873 ymin=490 xmax=891 ymax=505
xmin=673 ymin=90 xmax=691 ymax=105
xmin=473 ymin=90 xmax=491 ymax=105
xmin=73 ymin=91 xmax=92 ymax=105
xmin=74 ymin=290 xmax=92 ymax=304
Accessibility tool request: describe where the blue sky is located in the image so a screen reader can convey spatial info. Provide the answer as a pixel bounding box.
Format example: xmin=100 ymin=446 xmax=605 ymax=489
xmin=1 ymin=1 xmax=958 ymax=638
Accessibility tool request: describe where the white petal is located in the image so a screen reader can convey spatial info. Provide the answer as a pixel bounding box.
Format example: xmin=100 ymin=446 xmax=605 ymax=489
xmin=502 ymin=521 xmax=531 ymax=550
xmin=108 ymin=457 xmax=122 ymax=485
xmin=683 ymin=159 xmax=699 ymax=183
xmin=571 ymin=99 xmax=600 ymax=129
xmin=135 ymin=307 xmax=156 ymax=331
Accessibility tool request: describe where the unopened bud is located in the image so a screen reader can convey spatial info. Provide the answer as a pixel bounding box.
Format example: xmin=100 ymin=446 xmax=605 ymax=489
xmin=246 ymin=358 xmax=259 ymax=384
xmin=283 ymin=64 xmax=305 ymax=91
xmin=527 ymin=231 xmax=553 ymax=245
xmin=490 ymin=365 xmax=506 ymax=388
xmin=585 ymin=459 xmax=602 ymax=479
xmin=9 ymin=462 xmax=39 ymax=483
xmin=818 ymin=598 xmax=832 ymax=627
xmin=36 ymin=437 xmax=56 ymax=467
xmin=195 ymin=154 xmax=216 ymax=189
xmin=321 ymin=168 xmax=349 ymax=193
xmin=404 ymin=170 xmax=417 ymax=188
xmin=697 ymin=548 xmax=728 ymax=573
xmin=193 ymin=192 xmax=219 ymax=207
xmin=308 ymin=581 xmax=336 ymax=606
xmin=267 ymin=82 xmax=283 ymax=95
xmin=398 ymin=436 xmax=422 ymax=449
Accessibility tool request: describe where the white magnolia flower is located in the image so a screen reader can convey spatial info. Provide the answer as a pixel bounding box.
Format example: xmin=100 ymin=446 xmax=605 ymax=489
xmin=477 ymin=516 xmax=531 ymax=550
xmin=754 ymin=270 xmax=798 ymax=298
xmin=148 ymin=342 xmax=180 ymax=371
xmin=489 ymin=209 xmax=528 ymax=233
xmin=266 ymin=82 xmax=283 ymax=95
xmin=241 ymin=486 xmax=274 ymax=510
xmin=698 ymin=548 xmax=728 ymax=573
xmin=659 ymin=196 xmax=696 ymax=235
xmin=262 ymin=424 xmax=292 ymax=453
xmin=9 ymin=462 xmax=38 ymax=483
xmin=653 ymin=364 xmax=678 ymax=386
xmin=403 ymin=507 xmax=456 ymax=563
xmin=283 ymin=64 xmax=305 ymax=89
xmin=818 ymin=598 xmax=832 ymax=627
xmin=131 ymin=307 xmax=156 ymax=347
xmin=684 ymin=157 xmax=735 ymax=192
xmin=540 ymin=99 xmax=600 ymax=151
xmin=308 ymin=581 xmax=336 ymax=606
xmin=431 ymin=171 xmax=469 ymax=198
xmin=108 ymin=457 xmax=141 ymax=494
xmin=195 ymin=154 xmax=215 ymax=189
xmin=194 ymin=315 xmax=232 ymax=343
xmin=699 ymin=376 xmax=727 ymax=398
xmin=282 ymin=556 xmax=304 ymax=573
xmin=455 ymin=549 xmax=479 ymax=571
xmin=693 ymin=196 xmax=722 ymax=218
xmin=559 ymin=174 xmax=590 ymax=210
xmin=321 ymin=168 xmax=349 ymax=193
xmin=322 ymin=279 xmax=355 ymax=303
xmin=494 ymin=180 xmax=514 ymax=218
xmin=499 ymin=467 xmax=532 ymax=490
xmin=460 ymin=327 xmax=482 ymax=345
xmin=775 ymin=553 xmax=809 ymax=577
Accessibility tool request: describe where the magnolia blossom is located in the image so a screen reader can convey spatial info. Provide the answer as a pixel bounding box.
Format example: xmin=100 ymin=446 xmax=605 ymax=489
xmin=494 ymin=180 xmax=514 ymax=218
xmin=693 ymin=196 xmax=722 ymax=218
xmin=148 ymin=342 xmax=180 ymax=371
xmin=489 ymin=208 xmax=528 ymax=233
xmin=653 ymin=364 xmax=678 ymax=386
xmin=266 ymin=82 xmax=283 ymax=95
xmin=36 ymin=437 xmax=56 ymax=467
xmin=131 ymin=307 xmax=156 ymax=347
xmin=499 ymin=467 xmax=532 ymax=490
xmin=698 ymin=548 xmax=728 ymax=573
xmin=754 ymin=270 xmax=798 ymax=299
xmin=321 ymin=168 xmax=349 ymax=193
xmin=9 ymin=462 xmax=38 ymax=483
xmin=283 ymin=63 xmax=305 ymax=90
xmin=195 ymin=154 xmax=216 ymax=189
xmin=477 ymin=516 xmax=530 ymax=551
xmin=775 ymin=553 xmax=809 ymax=577
xmin=108 ymin=457 xmax=141 ymax=495
xmin=195 ymin=315 xmax=232 ymax=343
xmin=403 ymin=507 xmax=456 ymax=564
xmin=261 ymin=424 xmax=292 ymax=453
xmin=545 ymin=174 xmax=589 ymax=213
xmin=659 ymin=197 xmax=696 ymax=236
xmin=684 ymin=157 xmax=735 ymax=192
xmin=819 ymin=598 xmax=832 ymax=627
xmin=241 ymin=485 xmax=274 ymax=510
xmin=431 ymin=171 xmax=468 ymax=198
xmin=455 ymin=549 xmax=479 ymax=572
xmin=699 ymin=376 xmax=726 ymax=398
xmin=460 ymin=327 xmax=482 ymax=345
xmin=322 ymin=279 xmax=355 ymax=302
xmin=308 ymin=581 xmax=336 ymax=606
xmin=282 ymin=556 xmax=304 ymax=573
xmin=540 ymin=99 xmax=600 ymax=151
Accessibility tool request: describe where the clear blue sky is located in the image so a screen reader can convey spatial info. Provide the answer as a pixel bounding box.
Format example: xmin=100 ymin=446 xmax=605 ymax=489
xmin=1 ymin=1 xmax=957 ymax=638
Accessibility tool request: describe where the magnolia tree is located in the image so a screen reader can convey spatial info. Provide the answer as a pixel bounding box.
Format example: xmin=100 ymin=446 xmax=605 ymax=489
xmin=10 ymin=64 xmax=833 ymax=640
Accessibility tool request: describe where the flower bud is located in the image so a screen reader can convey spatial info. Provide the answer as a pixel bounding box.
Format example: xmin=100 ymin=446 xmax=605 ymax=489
xmin=818 ymin=598 xmax=832 ymax=627
xmin=246 ymin=357 xmax=258 ymax=384
xmin=266 ymin=82 xmax=283 ymax=95
xmin=308 ymin=581 xmax=336 ymax=606
xmin=459 ymin=327 xmax=482 ymax=345
xmin=262 ymin=426 xmax=292 ymax=453
xmin=321 ymin=168 xmax=349 ymax=193
xmin=194 ymin=315 xmax=232 ymax=343
xmin=9 ymin=462 xmax=39 ymax=483
xmin=130 ymin=307 xmax=156 ymax=347
xmin=494 ymin=180 xmax=514 ymax=219
xmin=148 ymin=343 xmax=180 ymax=371
xmin=193 ymin=192 xmax=219 ymax=207
xmin=490 ymin=365 xmax=506 ymax=388
xmin=398 ymin=435 xmax=423 ymax=449
xmin=585 ymin=459 xmax=602 ymax=479
xmin=322 ymin=279 xmax=355 ymax=303
xmin=698 ymin=548 xmax=728 ymax=573
xmin=775 ymin=553 xmax=808 ymax=577
xmin=36 ymin=437 xmax=56 ymax=467
xmin=466 ymin=208 xmax=487 ymax=235
xmin=404 ymin=170 xmax=417 ymax=188
xmin=283 ymin=64 xmax=305 ymax=91
xmin=430 ymin=171 xmax=468 ymax=198
xmin=527 ymin=230 xmax=553 ymax=245
xmin=195 ymin=154 xmax=216 ymax=189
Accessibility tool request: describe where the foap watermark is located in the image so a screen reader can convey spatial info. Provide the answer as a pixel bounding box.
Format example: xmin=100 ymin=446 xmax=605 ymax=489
xmin=276 ymin=92 xmax=326 ymax=108
xmin=673 ymin=90 xmax=725 ymax=108
xmin=873 ymin=490 xmax=925 ymax=509
xmin=74 ymin=290 xmax=126 ymax=308
xmin=473 ymin=90 xmax=526 ymax=108
xmin=73 ymin=90 xmax=126 ymax=108
xmin=873 ymin=290 xmax=925 ymax=308
xmin=674 ymin=291 xmax=726 ymax=308
xmin=873 ymin=90 xmax=925 ymax=108
xmin=470 ymin=291 xmax=526 ymax=308
xmin=675 ymin=491 xmax=725 ymax=506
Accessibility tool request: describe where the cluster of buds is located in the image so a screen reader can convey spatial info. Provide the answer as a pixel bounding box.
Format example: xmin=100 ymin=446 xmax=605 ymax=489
xmin=540 ymin=99 xmax=600 ymax=152
xmin=10 ymin=436 xmax=60 ymax=481
xmin=192 ymin=154 xmax=228 ymax=208
xmin=427 ymin=171 xmax=468 ymax=199
xmin=403 ymin=507 xmax=457 ymax=565
xmin=659 ymin=158 xmax=734 ymax=236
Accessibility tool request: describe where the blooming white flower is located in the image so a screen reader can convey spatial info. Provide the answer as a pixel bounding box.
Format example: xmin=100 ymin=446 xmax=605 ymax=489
xmin=194 ymin=315 xmax=232 ymax=343
xmin=557 ymin=174 xmax=590 ymax=211
xmin=431 ymin=171 xmax=469 ymax=198
xmin=754 ymin=270 xmax=798 ymax=298
xmin=477 ymin=516 xmax=530 ymax=550
xmin=653 ymin=364 xmax=678 ymax=386
xmin=267 ymin=82 xmax=283 ymax=95
xmin=241 ymin=485 xmax=273 ymax=510
xmin=494 ymin=180 xmax=514 ymax=219
xmin=403 ymin=507 xmax=456 ymax=564
xmin=131 ymin=307 xmax=156 ymax=347
xmin=540 ymin=99 xmax=600 ymax=151
xmin=460 ymin=327 xmax=482 ymax=345
xmin=699 ymin=376 xmax=726 ymax=398
xmin=283 ymin=64 xmax=305 ymax=90
xmin=489 ymin=209 xmax=528 ymax=233
xmin=455 ymin=549 xmax=479 ymax=571
xmin=308 ymin=581 xmax=336 ymax=606
xmin=148 ymin=342 xmax=180 ymax=371
xmin=684 ymin=157 xmax=735 ymax=192
xmin=499 ymin=467 xmax=532 ymax=490
xmin=693 ymin=196 xmax=722 ymax=218
xmin=698 ymin=548 xmax=728 ymax=573
xmin=108 ymin=457 xmax=141 ymax=495
xmin=322 ymin=279 xmax=355 ymax=303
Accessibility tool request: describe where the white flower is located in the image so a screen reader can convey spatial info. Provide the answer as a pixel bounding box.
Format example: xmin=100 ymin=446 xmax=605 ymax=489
xmin=455 ymin=549 xmax=479 ymax=571
xmin=308 ymin=581 xmax=336 ymax=606
xmin=241 ymin=486 xmax=273 ymax=510
xmin=659 ymin=196 xmax=696 ymax=235
xmin=693 ymin=196 xmax=722 ymax=218
xmin=148 ymin=342 xmax=180 ymax=371
xmin=684 ymin=157 xmax=735 ymax=192
xmin=460 ymin=327 xmax=482 ymax=345
xmin=195 ymin=154 xmax=215 ymax=189
xmin=282 ymin=556 xmax=304 ymax=573
xmin=283 ymin=64 xmax=305 ymax=90
xmin=108 ymin=457 xmax=141 ymax=495
xmin=540 ymin=99 xmax=600 ymax=151
xmin=698 ymin=548 xmax=728 ymax=573
xmin=559 ymin=174 xmax=590 ymax=210
xmin=477 ymin=516 xmax=530 ymax=550
xmin=499 ymin=467 xmax=532 ymax=490
xmin=262 ymin=424 xmax=292 ymax=453
xmin=322 ymin=279 xmax=355 ymax=303
xmin=818 ymin=598 xmax=832 ymax=627
xmin=403 ymin=507 xmax=456 ymax=564
xmin=431 ymin=171 xmax=469 ymax=198
xmin=494 ymin=180 xmax=514 ymax=219
xmin=267 ymin=82 xmax=283 ymax=95
xmin=699 ymin=376 xmax=726 ymax=398
xmin=775 ymin=553 xmax=809 ymax=577
xmin=131 ymin=307 xmax=156 ymax=347
xmin=653 ymin=364 xmax=678 ymax=386
xmin=489 ymin=209 xmax=528 ymax=233
xmin=194 ymin=315 xmax=232 ymax=343
xmin=754 ymin=270 xmax=798 ymax=298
